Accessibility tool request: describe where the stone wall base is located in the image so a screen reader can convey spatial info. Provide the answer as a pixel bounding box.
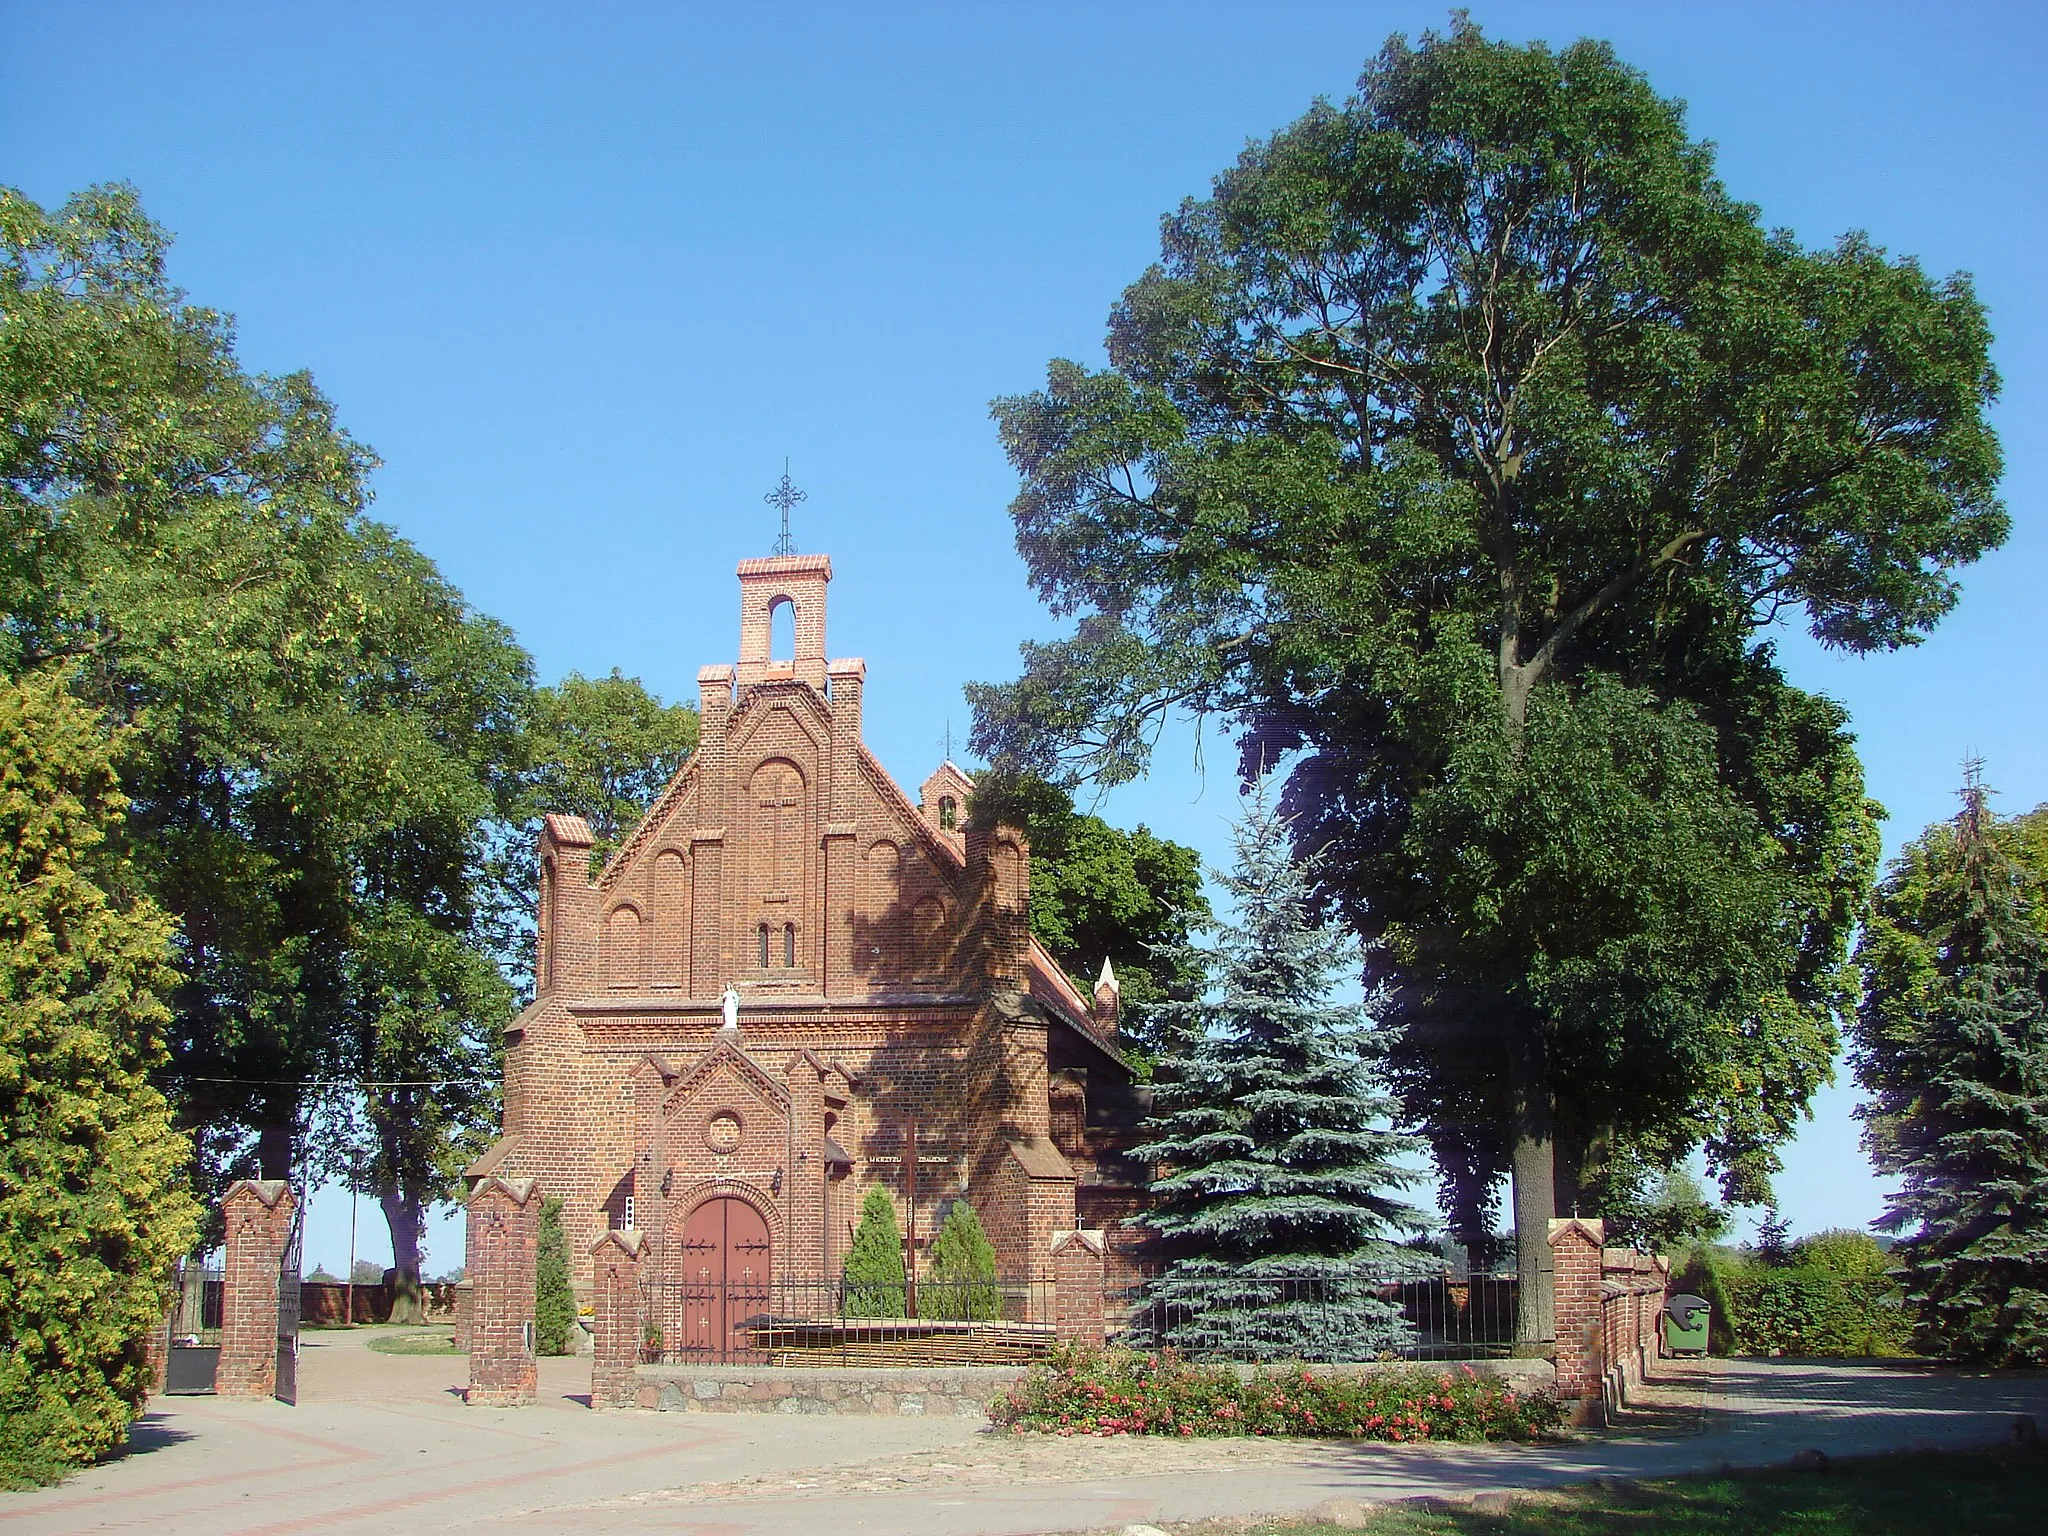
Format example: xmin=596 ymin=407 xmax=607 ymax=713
xmin=626 ymin=1356 xmax=1554 ymax=1418
xmin=633 ymin=1364 xmax=1025 ymax=1417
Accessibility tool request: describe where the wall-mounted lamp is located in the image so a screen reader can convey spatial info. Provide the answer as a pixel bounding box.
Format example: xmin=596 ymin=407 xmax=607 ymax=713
xmin=660 ymin=1168 xmax=674 ymax=1197
xmin=771 ymin=1166 xmax=784 ymax=1194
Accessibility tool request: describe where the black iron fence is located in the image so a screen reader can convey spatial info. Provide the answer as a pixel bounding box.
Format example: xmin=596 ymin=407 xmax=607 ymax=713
xmin=1115 ymin=1272 xmax=1524 ymax=1362
xmin=636 ymin=1270 xmax=1523 ymax=1367
xmin=640 ymin=1276 xmax=1058 ymax=1365
xmin=170 ymin=1262 xmax=224 ymax=1345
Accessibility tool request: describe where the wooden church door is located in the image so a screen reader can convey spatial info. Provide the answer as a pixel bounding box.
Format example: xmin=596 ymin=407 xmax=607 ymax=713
xmin=677 ymin=1197 xmax=772 ymax=1360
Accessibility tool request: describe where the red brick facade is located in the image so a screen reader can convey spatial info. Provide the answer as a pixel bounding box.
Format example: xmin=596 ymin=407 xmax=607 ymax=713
xmin=466 ymin=1176 xmax=540 ymax=1406
xmin=1546 ymin=1217 xmax=1670 ymax=1424
xmin=589 ymin=1229 xmax=646 ymax=1410
xmin=468 ymin=554 xmax=1149 ymax=1295
xmin=217 ymin=1179 xmax=294 ymax=1399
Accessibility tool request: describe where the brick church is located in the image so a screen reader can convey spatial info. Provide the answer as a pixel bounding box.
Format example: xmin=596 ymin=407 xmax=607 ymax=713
xmin=466 ymin=552 xmax=1150 ymax=1298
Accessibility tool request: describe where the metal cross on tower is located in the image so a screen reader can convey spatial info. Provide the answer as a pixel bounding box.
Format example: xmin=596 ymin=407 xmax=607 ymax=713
xmin=764 ymin=461 xmax=806 ymax=556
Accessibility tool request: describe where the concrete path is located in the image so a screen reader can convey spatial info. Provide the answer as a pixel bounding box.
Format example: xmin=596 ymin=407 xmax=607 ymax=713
xmin=4 ymin=1333 xmax=2043 ymax=1536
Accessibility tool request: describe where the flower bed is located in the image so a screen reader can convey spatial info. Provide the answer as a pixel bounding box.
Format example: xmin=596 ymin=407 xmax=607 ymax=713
xmin=987 ymin=1343 xmax=1561 ymax=1441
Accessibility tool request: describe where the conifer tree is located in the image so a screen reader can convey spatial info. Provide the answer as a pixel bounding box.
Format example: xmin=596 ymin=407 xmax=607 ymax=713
xmin=1855 ymin=767 xmax=2048 ymax=1365
xmin=1134 ymin=782 xmax=1423 ymax=1361
xmin=925 ymin=1200 xmax=1000 ymax=1320
xmin=0 ymin=676 xmax=199 ymax=1481
xmin=533 ymin=1196 xmax=574 ymax=1355
xmin=842 ymin=1184 xmax=907 ymax=1318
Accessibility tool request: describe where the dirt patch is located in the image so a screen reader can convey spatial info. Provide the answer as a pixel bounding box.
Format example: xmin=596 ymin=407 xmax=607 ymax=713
xmin=611 ymin=1430 xmax=1349 ymax=1507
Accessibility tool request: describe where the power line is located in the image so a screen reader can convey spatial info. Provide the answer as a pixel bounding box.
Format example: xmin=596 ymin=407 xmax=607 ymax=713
xmin=174 ymin=1075 xmax=479 ymax=1089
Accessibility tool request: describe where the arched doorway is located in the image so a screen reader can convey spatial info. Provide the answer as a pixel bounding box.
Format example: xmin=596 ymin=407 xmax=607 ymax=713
xmin=675 ymin=1196 xmax=772 ymax=1360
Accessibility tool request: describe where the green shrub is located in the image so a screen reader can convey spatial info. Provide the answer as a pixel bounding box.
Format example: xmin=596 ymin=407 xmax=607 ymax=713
xmin=1721 ymin=1268 xmax=1913 ymax=1357
xmin=989 ymin=1343 xmax=1561 ymax=1441
xmin=534 ymin=1196 xmax=574 ymax=1355
xmin=1793 ymin=1227 xmax=1892 ymax=1278
xmin=842 ymin=1185 xmax=906 ymax=1318
xmin=924 ymin=1200 xmax=999 ymax=1320
xmin=0 ymin=678 xmax=200 ymax=1485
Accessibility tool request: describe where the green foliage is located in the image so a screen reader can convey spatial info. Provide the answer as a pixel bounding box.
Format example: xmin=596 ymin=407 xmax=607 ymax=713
xmin=1794 ymin=1228 xmax=1891 ymax=1279
xmin=1676 ymin=1245 xmax=1911 ymax=1358
xmin=1755 ymin=1210 xmax=1795 ymax=1267
xmin=1598 ymin=1167 xmax=1731 ymax=1257
xmin=967 ymin=767 xmax=1208 ymax=1025
xmin=1853 ymin=780 xmax=2048 ymax=1365
xmin=842 ymin=1184 xmax=907 ymax=1318
xmin=989 ymin=1343 xmax=1561 ymax=1441
xmin=969 ymin=18 xmax=1997 ymax=1279
xmin=924 ymin=1200 xmax=999 ymax=1321
xmin=1720 ymin=1269 xmax=1913 ymax=1358
xmin=521 ymin=669 xmax=698 ymax=872
xmin=0 ymin=676 xmax=200 ymax=1480
xmin=1136 ymin=783 xmax=1422 ymax=1360
xmin=534 ymin=1196 xmax=574 ymax=1356
xmin=1 ymin=183 xmax=533 ymax=1272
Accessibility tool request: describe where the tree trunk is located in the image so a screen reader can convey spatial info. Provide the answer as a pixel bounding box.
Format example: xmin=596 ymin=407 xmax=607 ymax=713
xmin=380 ymin=1187 xmax=426 ymax=1325
xmin=256 ymin=1118 xmax=295 ymax=1182
xmin=1507 ymin=1023 xmax=1555 ymax=1347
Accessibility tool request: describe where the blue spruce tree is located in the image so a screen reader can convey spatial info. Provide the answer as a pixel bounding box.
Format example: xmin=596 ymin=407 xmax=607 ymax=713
xmin=1133 ymin=781 xmax=1423 ymax=1361
xmin=1865 ymin=769 xmax=2048 ymax=1365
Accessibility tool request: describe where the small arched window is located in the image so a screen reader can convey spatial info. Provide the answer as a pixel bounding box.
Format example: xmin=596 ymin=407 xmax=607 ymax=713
xmin=769 ymin=596 xmax=796 ymax=661
xmin=757 ymin=923 xmax=770 ymax=968
xmin=939 ymin=795 xmax=957 ymax=830
xmin=783 ymin=923 xmax=796 ymax=967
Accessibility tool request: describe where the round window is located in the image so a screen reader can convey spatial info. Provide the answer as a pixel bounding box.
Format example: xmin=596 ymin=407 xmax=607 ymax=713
xmin=706 ymin=1113 xmax=742 ymax=1154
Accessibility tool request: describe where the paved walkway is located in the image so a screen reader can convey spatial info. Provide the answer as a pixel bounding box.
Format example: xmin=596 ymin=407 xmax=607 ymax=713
xmin=4 ymin=1333 xmax=2043 ymax=1536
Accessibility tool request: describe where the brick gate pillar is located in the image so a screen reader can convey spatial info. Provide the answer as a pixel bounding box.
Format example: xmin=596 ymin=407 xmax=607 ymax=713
xmin=218 ymin=1180 xmax=295 ymax=1399
xmin=466 ymin=1176 xmax=540 ymax=1406
xmin=589 ymin=1229 xmax=645 ymax=1410
xmin=1050 ymin=1229 xmax=1106 ymax=1348
xmin=1548 ymin=1217 xmax=1605 ymax=1423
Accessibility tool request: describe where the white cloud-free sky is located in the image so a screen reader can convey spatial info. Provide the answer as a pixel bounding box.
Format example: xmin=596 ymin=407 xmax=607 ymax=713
xmin=5 ymin=1 xmax=2042 ymax=1273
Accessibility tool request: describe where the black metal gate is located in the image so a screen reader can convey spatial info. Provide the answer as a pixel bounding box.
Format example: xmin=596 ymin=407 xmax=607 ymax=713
xmin=274 ymin=1191 xmax=303 ymax=1405
xmin=164 ymin=1259 xmax=223 ymax=1394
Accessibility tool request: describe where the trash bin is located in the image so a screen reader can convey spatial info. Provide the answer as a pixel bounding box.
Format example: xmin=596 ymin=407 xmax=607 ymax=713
xmin=1663 ymin=1292 xmax=1709 ymax=1354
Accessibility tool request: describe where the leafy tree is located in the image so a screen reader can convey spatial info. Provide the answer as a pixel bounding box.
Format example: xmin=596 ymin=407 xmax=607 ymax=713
xmin=1853 ymin=773 xmax=2048 ymax=1365
xmin=1598 ymin=1165 xmax=1729 ymax=1257
xmin=1134 ymin=783 xmax=1422 ymax=1361
xmin=522 ymin=670 xmax=698 ymax=869
xmin=1753 ymin=1209 xmax=1794 ymax=1267
xmin=924 ymin=1199 xmax=999 ymax=1321
xmin=1792 ymin=1228 xmax=1890 ymax=1279
xmin=970 ymin=19 xmax=1998 ymax=1335
xmin=0 ymin=676 xmax=199 ymax=1481
xmin=1 ymin=183 xmax=524 ymax=1166
xmin=842 ymin=1184 xmax=907 ymax=1318
xmin=968 ymin=769 xmax=1208 ymax=1027
xmin=3 ymin=185 xmax=534 ymax=1294
xmin=534 ymin=1195 xmax=574 ymax=1355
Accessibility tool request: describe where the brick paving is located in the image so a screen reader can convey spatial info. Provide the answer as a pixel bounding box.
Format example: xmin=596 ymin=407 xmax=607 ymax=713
xmin=3 ymin=1336 xmax=2044 ymax=1536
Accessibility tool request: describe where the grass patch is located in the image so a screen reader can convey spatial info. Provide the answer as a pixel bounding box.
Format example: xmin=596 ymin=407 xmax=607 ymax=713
xmin=1210 ymin=1446 xmax=2047 ymax=1535
xmin=365 ymin=1329 xmax=460 ymax=1356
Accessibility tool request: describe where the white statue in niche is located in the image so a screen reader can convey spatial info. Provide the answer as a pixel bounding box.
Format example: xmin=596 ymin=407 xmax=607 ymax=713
xmin=719 ymin=983 xmax=740 ymax=1035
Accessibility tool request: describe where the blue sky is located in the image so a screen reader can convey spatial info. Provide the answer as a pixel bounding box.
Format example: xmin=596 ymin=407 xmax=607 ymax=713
xmin=5 ymin=1 xmax=2042 ymax=1276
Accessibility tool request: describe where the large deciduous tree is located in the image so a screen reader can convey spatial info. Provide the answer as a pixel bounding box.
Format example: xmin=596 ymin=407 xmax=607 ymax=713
xmin=969 ymin=21 xmax=2000 ymax=1335
xmin=3 ymin=184 xmax=532 ymax=1285
xmin=1853 ymin=778 xmax=2048 ymax=1364
xmin=0 ymin=675 xmax=199 ymax=1480
xmin=967 ymin=769 xmax=1209 ymax=1035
